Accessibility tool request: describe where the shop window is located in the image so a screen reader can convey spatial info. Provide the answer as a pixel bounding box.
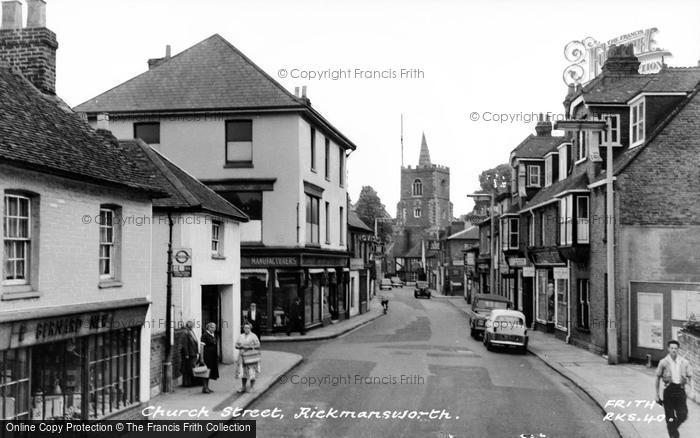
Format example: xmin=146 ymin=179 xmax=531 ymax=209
xmin=27 ymin=328 xmax=140 ymax=420
xmin=535 ymin=269 xmax=550 ymax=323
xmin=0 ymin=348 xmax=31 ymax=420
xmin=578 ymin=279 xmax=590 ymax=329
xmin=555 ymin=277 xmax=568 ymax=330
xmin=241 ymin=273 xmax=268 ymax=330
xmin=225 ymin=120 xmax=253 ymax=164
xmin=305 ymin=194 xmax=320 ymax=245
xmin=99 ymin=206 xmax=121 ymax=281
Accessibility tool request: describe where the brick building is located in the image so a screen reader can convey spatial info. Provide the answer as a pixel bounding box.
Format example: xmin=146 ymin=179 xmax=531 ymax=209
xmin=481 ymin=44 xmax=700 ymax=363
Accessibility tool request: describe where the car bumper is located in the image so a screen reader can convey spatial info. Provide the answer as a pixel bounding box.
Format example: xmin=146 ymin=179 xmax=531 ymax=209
xmin=490 ymin=338 xmax=528 ymax=347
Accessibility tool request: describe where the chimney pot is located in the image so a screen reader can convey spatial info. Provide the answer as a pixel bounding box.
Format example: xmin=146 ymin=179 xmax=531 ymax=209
xmin=165 ymin=44 xmax=171 ymax=59
xmin=302 ymin=85 xmax=307 ymax=98
xmin=27 ymin=0 xmax=46 ymax=28
xmin=294 ymin=86 xmax=300 ymax=96
xmin=1 ymin=1 xmax=23 ymax=30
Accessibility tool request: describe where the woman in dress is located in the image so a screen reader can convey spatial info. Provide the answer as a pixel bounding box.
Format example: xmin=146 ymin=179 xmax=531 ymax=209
xmin=235 ymin=323 xmax=261 ymax=393
xmin=201 ymin=322 xmax=219 ymax=393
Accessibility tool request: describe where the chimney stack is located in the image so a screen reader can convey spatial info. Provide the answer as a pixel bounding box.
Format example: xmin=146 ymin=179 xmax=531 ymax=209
xmin=96 ymin=113 xmax=110 ymax=131
xmin=301 ymin=85 xmax=307 ymax=98
xmin=148 ymin=45 xmax=173 ymax=70
xmin=27 ymin=0 xmax=46 ymax=27
xmin=294 ymin=86 xmax=300 ymax=96
xmin=0 ymin=0 xmax=58 ymax=94
xmin=535 ymin=113 xmax=552 ymax=137
xmin=602 ymin=43 xmax=640 ymax=76
xmin=1 ymin=1 xmax=22 ymax=30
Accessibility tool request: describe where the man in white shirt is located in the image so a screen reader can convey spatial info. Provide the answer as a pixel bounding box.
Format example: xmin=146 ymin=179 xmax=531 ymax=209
xmin=655 ymin=340 xmax=692 ymax=438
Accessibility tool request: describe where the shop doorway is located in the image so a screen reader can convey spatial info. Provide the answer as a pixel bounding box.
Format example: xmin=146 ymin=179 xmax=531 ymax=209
xmin=201 ymin=286 xmax=222 ymax=360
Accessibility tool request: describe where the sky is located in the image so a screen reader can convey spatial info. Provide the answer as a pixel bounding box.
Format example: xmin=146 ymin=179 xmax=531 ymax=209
xmin=43 ymin=0 xmax=700 ymax=216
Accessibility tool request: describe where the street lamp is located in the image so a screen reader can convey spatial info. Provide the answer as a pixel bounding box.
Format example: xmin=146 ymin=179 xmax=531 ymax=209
xmin=467 ymin=192 xmax=495 ymax=296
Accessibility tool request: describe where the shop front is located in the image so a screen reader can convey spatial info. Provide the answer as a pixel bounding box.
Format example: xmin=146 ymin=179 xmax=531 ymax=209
xmin=0 ymin=299 xmax=149 ymax=420
xmin=530 ymin=249 xmax=567 ymax=336
xmin=240 ymin=248 xmax=349 ymax=334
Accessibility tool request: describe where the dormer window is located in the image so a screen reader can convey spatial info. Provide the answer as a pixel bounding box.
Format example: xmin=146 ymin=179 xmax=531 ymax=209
xmin=630 ymin=98 xmax=645 ymax=147
xmin=577 ymin=131 xmax=588 ymax=162
xmin=600 ymin=114 xmax=621 ymax=146
xmin=412 ymin=179 xmax=423 ymax=196
xmin=558 ymin=143 xmax=570 ymax=181
xmin=527 ymin=165 xmax=541 ymax=188
xmin=544 ymin=154 xmax=555 ymax=187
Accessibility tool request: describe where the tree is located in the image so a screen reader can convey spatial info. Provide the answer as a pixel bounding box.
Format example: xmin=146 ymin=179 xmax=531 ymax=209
xmin=354 ymin=186 xmax=392 ymax=240
xmin=478 ymin=163 xmax=511 ymax=194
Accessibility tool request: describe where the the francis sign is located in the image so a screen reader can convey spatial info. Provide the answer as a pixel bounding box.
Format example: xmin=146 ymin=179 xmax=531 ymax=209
xmin=563 ymin=28 xmax=672 ymax=85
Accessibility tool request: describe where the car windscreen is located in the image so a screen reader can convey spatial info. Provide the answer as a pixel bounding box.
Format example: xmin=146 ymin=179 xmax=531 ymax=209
xmin=478 ymin=300 xmax=508 ymax=310
xmin=416 ymin=282 xmax=429 ymax=288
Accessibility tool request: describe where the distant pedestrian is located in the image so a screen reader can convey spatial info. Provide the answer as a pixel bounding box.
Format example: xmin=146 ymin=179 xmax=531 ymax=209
xmin=287 ymin=296 xmax=305 ymax=336
xmin=181 ymin=320 xmax=199 ymax=387
xmin=201 ymin=322 xmax=219 ymax=393
xmin=243 ymin=302 xmax=262 ymax=338
xmin=655 ymin=339 xmax=692 ymax=438
xmin=235 ymin=323 xmax=261 ymax=393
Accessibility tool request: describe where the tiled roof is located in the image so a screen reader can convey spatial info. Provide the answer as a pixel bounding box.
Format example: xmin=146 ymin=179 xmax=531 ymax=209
xmin=121 ymin=140 xmax=248 ymax=221
xmin=0 ymin=67 xmax=164 ymax=193
xmin=447 ymin=225 xmax=479 ymax=240
xmin=511 ymin=134 xmax=568 ymax=159
xmin=522 ymin=172 xmax=589 ymax=210
xmin=348 ymin=209 xmax=372 ymax=232
xmin=74 ymin=35 xmax=303 ymax=113
xmin=596 ymin=84 xmax=700 ymax=181
xmin=578 ymin=67 xmax=700 ymax=104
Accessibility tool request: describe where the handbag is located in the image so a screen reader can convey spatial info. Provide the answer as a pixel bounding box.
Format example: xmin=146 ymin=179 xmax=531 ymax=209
xmin=241 ymin=348 xmax=261 ymax=366
xmin=192 ymin=362 xmax=210 ymax=378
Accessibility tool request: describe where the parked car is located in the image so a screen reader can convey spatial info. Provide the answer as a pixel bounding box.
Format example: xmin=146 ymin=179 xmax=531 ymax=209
xmin=482 ymin=309 xmax=528 ymax=353
xmin=379 ymin=278 xmax=393 ymax=290
xmin=469 ymin=293 xmax=511 ymax=338
xmin=414 ymin=281 xmax=431 ymax=299
xmin=390 ymin=276 xmax=404 ymax=288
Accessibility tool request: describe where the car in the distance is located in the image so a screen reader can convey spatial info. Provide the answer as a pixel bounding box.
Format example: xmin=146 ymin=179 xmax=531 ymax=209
xmin=469 ymin=293 xmax=511 ymax=338
xmin=482 ymin=309 xmax=528 ymax=353
xmin=390 ymin=276 xmax=404 ymax=288
xmin=414 ymin=281 xmax=431 ymax=299
xmin=379 ymin=278 xmax=393 ymax=291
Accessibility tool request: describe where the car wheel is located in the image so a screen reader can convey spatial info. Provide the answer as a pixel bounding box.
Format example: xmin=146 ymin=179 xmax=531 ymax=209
xmin=414 ymin=292 xmax=418 ymax=298
xmin=470 ymin=326 xmax=476 ymax=338
xmin=485 ymin=336 xmax=493 ymax=351
xmin=427 ymin=294 xmax=431 ymax=299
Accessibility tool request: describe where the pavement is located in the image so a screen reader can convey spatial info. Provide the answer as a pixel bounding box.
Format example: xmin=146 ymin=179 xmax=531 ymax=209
xmin=146 ymin=299 xmax=383 ymax=421
xmin=261 ymin=297 xmax=384 ymax=342
xmin=445 ymin=296 xmax=700 ymax=438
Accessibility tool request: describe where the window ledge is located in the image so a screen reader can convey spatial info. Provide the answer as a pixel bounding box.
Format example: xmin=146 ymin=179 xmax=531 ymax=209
xmin=99 ymin=280 xmax=123 ymax=289
xmin=575 ymin=157 xmax=587 ymax=165
xmin=211 ymin=255 xmax=227 ymax=260
xmin=242 ymin=241 xmax=264 ymax=247
xmin=2 ymin=285 xmax=40 ymax=301
xmin=224 ymin=161 xmax=254 ymax=169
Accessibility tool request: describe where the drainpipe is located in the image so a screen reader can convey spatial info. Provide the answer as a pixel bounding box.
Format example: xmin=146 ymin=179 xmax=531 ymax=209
xmin=163 ymin=212 xmax=174 ymax=392
xmin=296 ymin=203 xmax=300 ymax=244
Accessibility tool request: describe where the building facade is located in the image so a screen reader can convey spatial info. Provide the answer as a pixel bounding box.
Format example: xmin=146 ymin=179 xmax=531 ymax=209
xmin=0 ymin=2 xmax=158 ymax=418
xmin=75 ymin=34 xmax=357 ymax=334
xmin=347 ymin=209 xmax=375 ymax=316
xmin=478 ymin=44 xmax=700 ymax=363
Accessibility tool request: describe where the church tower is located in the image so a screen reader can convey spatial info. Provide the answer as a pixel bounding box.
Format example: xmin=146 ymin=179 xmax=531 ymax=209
xmin=394 ymin=133 xmax=452 ymax=257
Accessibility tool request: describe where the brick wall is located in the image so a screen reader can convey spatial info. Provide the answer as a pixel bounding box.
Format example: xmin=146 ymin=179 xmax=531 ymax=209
xmin=150 ymin=330 xmax=187 ymax=397
xmin=678 ymin=330 xmax=700 ymax=404
xmin=0 ymin=27 xmax=58 ymax=94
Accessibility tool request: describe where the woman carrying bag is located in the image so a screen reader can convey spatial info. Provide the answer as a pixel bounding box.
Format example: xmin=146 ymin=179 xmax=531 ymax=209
xmin=198 ymin=322 xmax=219 ymax=393
xmin=235 ymin=323 xmax=261 ymax=393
